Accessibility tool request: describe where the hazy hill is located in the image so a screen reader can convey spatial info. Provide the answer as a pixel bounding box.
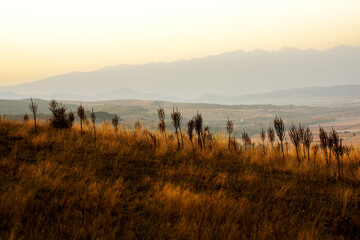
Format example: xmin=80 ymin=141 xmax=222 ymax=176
xmin=0 ymin=88 xmax=178 ymax=102
xmin=1 ymin=46 xmax=359 ymax=100
xmin=0 ymin=99 xmax=79 ymax=115
xmin=191 ymin=84 xmax=360 ymax=106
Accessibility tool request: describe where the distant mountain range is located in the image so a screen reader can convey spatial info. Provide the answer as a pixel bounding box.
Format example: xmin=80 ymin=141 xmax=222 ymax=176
xmin=0 ymin=45 xmax=359 ymax=105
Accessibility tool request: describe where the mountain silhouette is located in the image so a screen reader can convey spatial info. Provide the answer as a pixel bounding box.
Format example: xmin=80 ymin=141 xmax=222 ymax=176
xmin=0 ymin=46 xmax=359 ymax=101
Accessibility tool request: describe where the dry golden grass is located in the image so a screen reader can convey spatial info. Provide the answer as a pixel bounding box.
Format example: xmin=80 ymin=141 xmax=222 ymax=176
xmin=0 ymin=119 xmax=360 ymax=239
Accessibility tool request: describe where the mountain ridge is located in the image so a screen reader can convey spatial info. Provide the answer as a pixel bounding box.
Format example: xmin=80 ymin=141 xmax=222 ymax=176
xmin=1 ymin=45 xmax=359 ymax=101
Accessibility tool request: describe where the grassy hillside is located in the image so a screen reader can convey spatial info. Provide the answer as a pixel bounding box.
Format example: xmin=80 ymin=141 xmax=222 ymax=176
xmin=0 ymin=119 xmax=360 ymax=239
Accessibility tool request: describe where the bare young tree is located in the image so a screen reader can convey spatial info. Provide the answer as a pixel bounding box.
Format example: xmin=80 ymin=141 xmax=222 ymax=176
xmin=274 ymin=115 xmax=285 ymax=161
xmin=187 ymin=119 xmax=195 ymax=152
xmin=288 ymin=123 xmax=301 ymax=162
xmin=319 ymin=125 xmax=329 ymax=166
xmin=259 ymin=127 xmax=266 ymax=154
xmin=112 ymin=114 xmax=119 ymax=133
xmin=226 ymin=118 xmax=234 ymax=150
xmin=77 ymin=104 xmax=86 ymax=136
xmin=330 ymin=128 xmax=344 ymax=179
xmin=158 ymin=107 xmax=167 ymax=140
xmin=303 ymin=126 xmax=313 ymax=163
xmin=29 ymin=98 xmax=38 ymax=132
xmin=171 ymin=108 xmax=183 ymax=149
xmin=193 ymin=111 xmax=203 ymax=149
xmin=327 ymin=133 xmax=334 ymax=166
xmin=267 ymin=127 xmax=275 ymax=149
xmin=90 ymin=108 xmax=96 ymax=141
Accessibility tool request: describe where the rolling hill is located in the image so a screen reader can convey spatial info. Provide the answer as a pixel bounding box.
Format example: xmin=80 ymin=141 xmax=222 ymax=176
xmin=191 ymin=84 xmax=360 ymax=106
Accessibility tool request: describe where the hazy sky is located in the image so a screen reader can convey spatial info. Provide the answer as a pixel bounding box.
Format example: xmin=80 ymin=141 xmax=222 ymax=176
xmin=1 ymin=0 xmax=359 ymax=86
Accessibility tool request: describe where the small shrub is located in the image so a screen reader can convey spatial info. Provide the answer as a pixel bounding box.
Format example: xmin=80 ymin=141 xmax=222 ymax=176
xmin=23 ymin=113 xmax=29 ymax=124
xmin=48 ymin=99 xmax=73 ymax=129
xmin=289 ymin=123 xmax=301 ymax=162
xmin=112 ymin=114 xmax=119 ymax=133
xmin=241 ymin=130 xmax=251 ymax=149
xmin=267 ymin=127 xmax=275 ymax=149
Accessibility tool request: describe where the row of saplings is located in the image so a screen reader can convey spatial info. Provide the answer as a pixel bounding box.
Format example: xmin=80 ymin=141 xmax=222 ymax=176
xmin=26 ymin=98 xmax=98 ymax=138
xmin=26 ymin=98 xmax=352 ymax=179
xmin=159 ymin=107 xmax=352 ymax=179
xmin=256 ymin=117 xmax=352 ymax=180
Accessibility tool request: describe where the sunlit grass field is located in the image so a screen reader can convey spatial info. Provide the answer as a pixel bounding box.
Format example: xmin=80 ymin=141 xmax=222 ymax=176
xmin=1 ymin=119 xmax=360 ymax=239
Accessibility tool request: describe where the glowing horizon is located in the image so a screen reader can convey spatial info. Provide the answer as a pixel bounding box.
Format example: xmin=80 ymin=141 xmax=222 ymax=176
xmin=1 ymin=0 xmax=359 ymax=86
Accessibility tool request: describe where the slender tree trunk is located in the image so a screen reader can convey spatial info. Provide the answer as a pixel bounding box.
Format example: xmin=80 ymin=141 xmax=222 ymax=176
xmin=262 ymin=140 xmax=266 ymax=154
xmin=198 ymin=134 xmax=202 ymax=149
xmin=295 ymin=147 xmax=300 ymax=163
xmin=179 ymin=128 xmax=184 ymax=149
xmin=280 ymin=141 xmax=285 ymax=161
xmin=228 ymin=134 xmax=231 ymax=150
xmin=175 ymin=129 xmax=180 ymax=149
xmin=33 ymin=114 xmax=37 ymax=132
xmin=80 ymin=120 xmax=83 ymax=136
xmin=302 ymin=145 xmax=306 ymax=161
xmin=190 ymin=140 xmax=194 ymax=156
xmin=93 ymin=125 xmax=96 ymax=141
xmin=202 ymin=134 xmax=206 ymax=149
xmin=337 ymin=155 xmax=341 ymax=179
xmin=323 ymin=149 xmax=328 ymax=166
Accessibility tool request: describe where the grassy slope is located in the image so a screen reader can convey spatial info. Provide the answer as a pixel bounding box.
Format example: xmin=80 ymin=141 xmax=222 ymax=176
xmin=0 ymin=120 xmax=360 ymax=239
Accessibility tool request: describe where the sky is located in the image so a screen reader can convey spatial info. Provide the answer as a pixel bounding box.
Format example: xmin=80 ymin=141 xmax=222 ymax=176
xmin=1 ymin=0 xmax=359 ymax=86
